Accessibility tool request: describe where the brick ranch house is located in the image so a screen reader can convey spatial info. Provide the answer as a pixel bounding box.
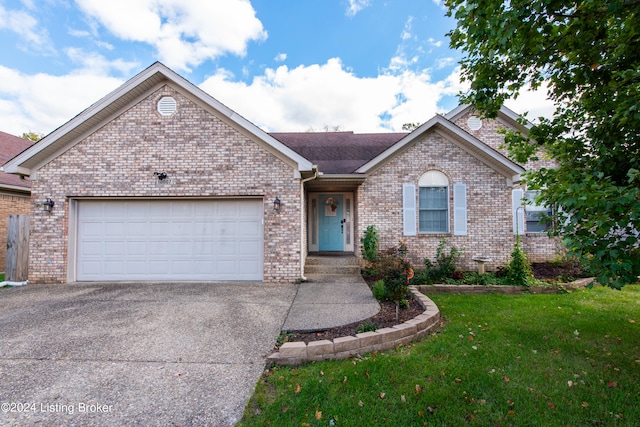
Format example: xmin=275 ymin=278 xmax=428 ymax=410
xmin=2 ymin=62 xmax=559 ymax=284
xmin=0 ymin=131 xmax=34 ymax=270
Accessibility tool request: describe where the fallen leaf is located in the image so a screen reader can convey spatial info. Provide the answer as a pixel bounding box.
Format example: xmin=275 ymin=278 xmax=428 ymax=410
xmin=455 ymin=378 xmax=462 ymax=383
xmin=468 ymin=335 xmax=474 ymax=341
xmin=503 ymin=375 xmax=510 ymax=382
xmin=582 ymin=401 xmax=589 ymax=408
xmin=427 ymin=406 xmax=435 ymax=413
xmin=628 ymin=318 xmax=636 ymax=324
xmin=358 ymin=400 xmax=364 ymax=407
xmin=315 ymin=410 xmax=322 ymax=420
xmin=507 ymin=399 xmax=514 ymax=406
xmin=607 ymin=381 xmax=620 ymax=388
xmin=415 ymin=384 xmax=421 ymax=394
xmin=568 ymin=381 xmax=574 ymax=387
xmin=508 ymin=410 xmax=516 ymax=416
xmin=343 ymin=376 xmax=348 ymax=384
xmin=281 ymin=406 xmax=288 ymax=413
xmin=294 ymin=384 xmax=301 ymax=393
xmin=548 ymin=402 xmax=556 ymax=409
xmin=401 ymin=395 xmax=406 ymax=403
xmin=379 ymin=392 xmax=386 ymax=399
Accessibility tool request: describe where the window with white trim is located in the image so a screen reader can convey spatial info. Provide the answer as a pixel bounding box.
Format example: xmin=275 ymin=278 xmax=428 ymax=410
xmin=418 ymin=171 xmax=449 ymax=233
xmin=525 ymin=190 xmax=553 ymax=233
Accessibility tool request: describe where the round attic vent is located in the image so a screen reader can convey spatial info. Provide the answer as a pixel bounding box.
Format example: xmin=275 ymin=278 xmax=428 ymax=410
xmin=467 ymin=115 xmax=482 ymax=130
xmin=157 ymin=96 xmax=177 ymax=116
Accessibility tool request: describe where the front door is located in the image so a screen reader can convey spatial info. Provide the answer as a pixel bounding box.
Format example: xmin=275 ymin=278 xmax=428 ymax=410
xmin=318 ymin=194 xmax=344 ymax=251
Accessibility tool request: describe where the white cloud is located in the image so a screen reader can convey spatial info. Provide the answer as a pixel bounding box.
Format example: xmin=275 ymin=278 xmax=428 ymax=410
xmin=0 ymin=56 xmax=129 ymax=135
xmin=505 ymin=82 xmax=556 ymax=121
xmin=200 ymin=58 xmax=464 ymax=132
xmin=274 ymin=53 xmax=287 ymax=62
xmin=75 ymin=0 xmax=267 ymax=72
xmin=346 ymin=0 xmax=371 ymax=17
xmin=0 ymin=4 xmax=55 ymax=53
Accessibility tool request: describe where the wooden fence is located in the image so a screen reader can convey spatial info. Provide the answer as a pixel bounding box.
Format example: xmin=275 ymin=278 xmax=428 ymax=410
xmin=6 ymin=214 xmax=29 ymax=282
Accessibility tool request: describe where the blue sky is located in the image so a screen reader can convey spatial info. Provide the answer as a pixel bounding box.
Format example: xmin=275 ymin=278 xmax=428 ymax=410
xmin=0 ymin=0 xmax=552 ymax=136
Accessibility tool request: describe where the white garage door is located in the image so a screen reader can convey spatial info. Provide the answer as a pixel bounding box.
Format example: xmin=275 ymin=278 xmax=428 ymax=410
xmin=76 ymin=199 xmax=263 ymax=281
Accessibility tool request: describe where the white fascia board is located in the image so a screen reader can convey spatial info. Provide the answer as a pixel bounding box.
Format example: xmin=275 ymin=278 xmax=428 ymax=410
xmin=355 ymin=116 xmax=441 ymax=173
xmin=4 ymin=62 xmax=314 ymax=175
xmin=159 ymin=65 xmax=314 ymax=172
xmin=444 ymin=104 xmax=472 ymax=121
xmin=356 ymin=115 xmax=525 ymax=178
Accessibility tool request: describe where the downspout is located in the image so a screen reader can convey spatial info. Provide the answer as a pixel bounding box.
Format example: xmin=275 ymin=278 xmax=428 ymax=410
xmin=300 ymin=165 xmax=319 ymax=280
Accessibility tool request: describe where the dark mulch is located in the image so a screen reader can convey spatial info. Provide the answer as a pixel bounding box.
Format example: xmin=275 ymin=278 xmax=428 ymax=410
xmin=531 ymin=261 xmax=588 ymax=281
xmin=282 ymin=298 xmax=424 ymax=345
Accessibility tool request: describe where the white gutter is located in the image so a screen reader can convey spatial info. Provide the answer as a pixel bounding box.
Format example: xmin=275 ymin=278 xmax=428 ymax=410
xmin=300 ymin=166 xmax=319 ymax=280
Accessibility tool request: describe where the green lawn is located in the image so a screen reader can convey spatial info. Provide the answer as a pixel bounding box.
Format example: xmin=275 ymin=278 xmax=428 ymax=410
xmin=240 ymin=285 xmax=640 ymax=426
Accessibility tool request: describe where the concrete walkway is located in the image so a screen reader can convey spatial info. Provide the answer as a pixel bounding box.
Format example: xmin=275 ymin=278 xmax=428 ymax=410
xmin=282 ymin=255 xmax=380 ymax=332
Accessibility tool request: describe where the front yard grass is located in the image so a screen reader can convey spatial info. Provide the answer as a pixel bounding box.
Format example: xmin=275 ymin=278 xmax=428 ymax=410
xmin=240 ymin=285 xmax=640 ymax=426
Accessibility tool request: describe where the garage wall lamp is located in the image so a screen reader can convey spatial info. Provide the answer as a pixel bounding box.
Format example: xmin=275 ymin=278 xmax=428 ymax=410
xmin=154 ymin=171 xmax=168 ymax=181
xmin=43 ymin=198 xmax=55 ymax=213
xmin=273 ymin=197 xmax=281 ymax=213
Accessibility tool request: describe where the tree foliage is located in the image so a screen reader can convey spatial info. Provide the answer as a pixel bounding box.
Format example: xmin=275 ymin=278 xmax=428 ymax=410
xmin=21 ymin=131 xmax=43 ymax=142
xmin=446 ymin=0 xmax=640 ymax=288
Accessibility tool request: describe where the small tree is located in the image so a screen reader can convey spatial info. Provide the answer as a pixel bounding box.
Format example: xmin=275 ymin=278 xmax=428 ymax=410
xmin=360 ymin=225 xmax=379 ymax=262
xmin=505 ymin=236 xmax=534 ymax=287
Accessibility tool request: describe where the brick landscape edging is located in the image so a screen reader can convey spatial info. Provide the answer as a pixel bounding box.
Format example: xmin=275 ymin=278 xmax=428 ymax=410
xmin=267 ymin=286 xmax=441 ymax=366
xmin=416 ymin=277 xmax=594 ymax=295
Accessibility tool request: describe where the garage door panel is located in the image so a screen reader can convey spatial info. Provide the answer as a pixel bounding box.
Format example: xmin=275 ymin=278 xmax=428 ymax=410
xmin=77 ymin=200 xmax=263 ymax=281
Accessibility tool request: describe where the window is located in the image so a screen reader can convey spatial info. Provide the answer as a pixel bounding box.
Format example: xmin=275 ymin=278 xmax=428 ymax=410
xmin=525 ymin=191 xmax=553 ymax=233
xmin=419 ymin=171 xmax=449 ymax=233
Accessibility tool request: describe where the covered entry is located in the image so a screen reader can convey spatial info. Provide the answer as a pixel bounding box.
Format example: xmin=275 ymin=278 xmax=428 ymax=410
xmin=308 ymin=192 xmax=354 ymax=253
xmin=73 ymin=199 xmax=264 ymax=281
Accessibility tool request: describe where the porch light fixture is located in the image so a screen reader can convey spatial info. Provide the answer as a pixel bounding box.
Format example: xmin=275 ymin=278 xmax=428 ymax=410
xmin=273 ymin=197 xmax=281 ymax=212
xmin=43 ymin=198 xmax=55 ymax=213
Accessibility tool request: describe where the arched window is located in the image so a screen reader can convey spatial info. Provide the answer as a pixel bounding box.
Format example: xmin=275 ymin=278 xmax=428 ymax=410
xmin=418 ymin=171 xmax=449 ymax=233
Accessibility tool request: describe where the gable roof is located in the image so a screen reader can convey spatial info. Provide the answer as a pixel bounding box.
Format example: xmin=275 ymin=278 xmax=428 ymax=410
xmin=2 ymin=62 xmax=314 ymax=177
xmin=445 ymin=104 xmax=532 ymax=132
xmin=0 ymin=131 xmax=34 ymax=191
xmin=355 ymin=114 xmax=526 ymax=182
xmin=270 ymin=132 xmax=407 ymax=174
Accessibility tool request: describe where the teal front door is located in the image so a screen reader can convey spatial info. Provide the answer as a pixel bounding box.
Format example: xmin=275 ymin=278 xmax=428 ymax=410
xmin=318 ymin=194 xmax=344 ymax=251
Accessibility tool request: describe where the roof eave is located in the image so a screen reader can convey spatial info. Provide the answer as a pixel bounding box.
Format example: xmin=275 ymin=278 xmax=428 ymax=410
xmin=3 ymin=62 xmax=314 ymax=176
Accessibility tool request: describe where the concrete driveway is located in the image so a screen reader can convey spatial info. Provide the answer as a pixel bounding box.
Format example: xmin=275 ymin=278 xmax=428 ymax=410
xmin=0 ymin=282 xmax=296 ymax=426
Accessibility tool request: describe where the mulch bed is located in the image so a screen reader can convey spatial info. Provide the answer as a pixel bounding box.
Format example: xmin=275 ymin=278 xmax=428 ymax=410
xmin=282 ymin=298 xmax=424 ymax=344
xmin=280 ymin=262 xmax=585 ymax=347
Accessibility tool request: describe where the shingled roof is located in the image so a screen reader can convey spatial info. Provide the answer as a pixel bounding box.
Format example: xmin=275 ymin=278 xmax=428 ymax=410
xmin=270 ymin=131 xmax=407 ymax=174
xmin=0 ymin=131 xmax=34 ymax=191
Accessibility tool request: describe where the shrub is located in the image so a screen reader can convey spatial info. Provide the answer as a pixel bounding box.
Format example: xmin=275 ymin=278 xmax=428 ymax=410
xmin=423 ymin=238 xmax=463 ymax=284
xmin=356 ymin=321 xmax=378 ymax=333
xmin=372 ymin=279 xmax=386 ymax=301
xmin=360 ymin=225 xmax=379 ymax=262
xmin=377 ymin=240 xmax=412 ymax=302
xmin=505 ymin=236 xmax=534 ymax=287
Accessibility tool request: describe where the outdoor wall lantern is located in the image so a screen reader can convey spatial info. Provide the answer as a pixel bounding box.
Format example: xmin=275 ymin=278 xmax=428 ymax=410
xmin=274 ymin=197 xmax=281 ymax=212
xmin=43 ymin=198 xmax=55 ymax=213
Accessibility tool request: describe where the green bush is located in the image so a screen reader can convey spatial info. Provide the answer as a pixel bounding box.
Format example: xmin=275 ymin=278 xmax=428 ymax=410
xmin=360 ymin=225 xmax=379 ymax=262
xmin=372 ymin=279 xmax=386 ymax=301
xmin=356 ymin=320 xmax=378 ymax=333
xmin=505 ymin=236 xmax=534 ymax=287
xmin=422 ymin=238 xmax=462 ymax=284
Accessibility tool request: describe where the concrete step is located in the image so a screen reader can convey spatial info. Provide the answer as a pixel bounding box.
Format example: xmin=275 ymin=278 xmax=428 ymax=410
xmin=305 ymin=255 xmax=360 ymax=266
xmin=304 ymin=264 xmax=361 ymax=275
xmin=303 ymin=273 xmax=366 ymax=283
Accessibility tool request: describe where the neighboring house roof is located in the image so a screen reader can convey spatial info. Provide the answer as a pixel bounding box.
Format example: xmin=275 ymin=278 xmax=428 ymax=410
xmin=355 ymin=114 xmax=526 ymax=182
xmin=2 ymin=62 xmax=314 ymax=177
xmin=0 ymin=131 xmax=34 ymax=192
xmin=270 ymin=132 xmax=407 ymax=174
